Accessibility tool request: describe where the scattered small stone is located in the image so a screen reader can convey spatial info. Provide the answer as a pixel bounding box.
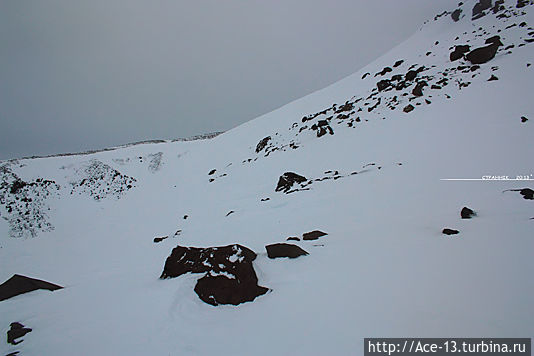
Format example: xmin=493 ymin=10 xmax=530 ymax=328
xmin=393 ymin=60 xmax=404 ymax=67
xmin=154 ymin=236 xmax=168 ymax=243
xmin=208 ymin=169 xmax=216 ymax=175
xmin=261 ymin=197 xmax=270 ymax=201
xmin=521 ymin=116 xmax=528 ymax=122
xmin=488 ymin=75 xmax=499 ymax=81
xmin=403 ymin=104 xmax=415 ymax=113
xmin=461 ymin=207 xmax=476 ymax=219
xmin=302 ymin=230 xmax=328 ymax=241
xmin=287 ymin=237 xmax=300 ymax=241
xmin=225 ymin=210 xmax=235 ymax=217
xmin=442 ymin=228 xmax=460 ymax=235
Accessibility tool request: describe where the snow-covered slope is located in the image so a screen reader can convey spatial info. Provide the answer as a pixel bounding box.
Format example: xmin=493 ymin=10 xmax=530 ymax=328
xmin=1 ymin=1 xmax=534 ymax=354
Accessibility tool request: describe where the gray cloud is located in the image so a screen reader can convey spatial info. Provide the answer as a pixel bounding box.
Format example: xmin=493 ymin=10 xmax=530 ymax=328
xmin=0 ymin=0 xmax=450 ymax=160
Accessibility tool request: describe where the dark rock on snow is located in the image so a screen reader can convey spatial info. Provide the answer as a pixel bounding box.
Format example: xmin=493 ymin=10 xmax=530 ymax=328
xmin=472 ymin=0 xmax=493 ymax=19
xmin=160 ymin=244 xmax=268 ymax=306
xmin=275 ymin=172 xmax=307 ymax=193
xmin=302 ymin=230 xmax=328 ymax=241
xmin=521 ymin=116 xmax=528 ymax=122
xmin=266 ymin=243 xmax=309 ymax=259
xmin=461 ymin=207 xmax=476 ymax=219
xmin=488 ymin=75 xmax=499 ymax=81
xmin=465 ymin=43 xmax=501 ymax=64
xmin=412 ymin=81 xmax=428 ymax=97
xmin=442 ymin=228 xmax=460 ymax=235
xmin=7 ymin=322 xmax=32 ymax=345
xmin=451 ymin=8 xmax=462 ymax=22
xmin=255 ymin=136 xmax=271 ymax=153
xmin=377 ymin=79 xmax=392 ymax=91
xmin=450 ymin=45 xmax=471 ymax=61
xmin=0 ymin=274 xmax=63 ymax=302
xmin=287 ymin=236 xmax=300 ymax=241
xmin=208 ymin=169 xmax=216 ymax=175
xmin=393 ymin=60 xmax=404 ymax=68
xmin=403 ymin=104 xmax=415 ymax=113
xmin=154 ymin=236 xmax=168 ymax=243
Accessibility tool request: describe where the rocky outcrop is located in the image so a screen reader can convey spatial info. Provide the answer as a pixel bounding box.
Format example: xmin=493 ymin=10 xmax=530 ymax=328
xmin=265 ymin=243 xmax=309 ymax=259
xmin=275 ymin=172 xmax=308 ymax=193
xmin=7 ymin=322 xmax=32 ymax=345
xmin=256 ymin=136 xmax=271 ymax=153
xmin=0 ymin=275 xmax=63 ymax=302
xmin=160 ymin=244 xmax=268 ymax=306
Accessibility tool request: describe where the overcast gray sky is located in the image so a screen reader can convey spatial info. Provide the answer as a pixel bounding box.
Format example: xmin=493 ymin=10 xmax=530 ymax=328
xmin=0 ymin=0 xmax=450 ymax=160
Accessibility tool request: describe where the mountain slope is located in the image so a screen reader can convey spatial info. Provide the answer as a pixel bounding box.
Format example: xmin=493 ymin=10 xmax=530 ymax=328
xmin=1 ymin=1 xmax=534 ymax=355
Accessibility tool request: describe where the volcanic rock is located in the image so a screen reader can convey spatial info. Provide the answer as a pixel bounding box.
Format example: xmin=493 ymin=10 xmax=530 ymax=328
xmin=265 ymin=243 xmax=309 ymax=259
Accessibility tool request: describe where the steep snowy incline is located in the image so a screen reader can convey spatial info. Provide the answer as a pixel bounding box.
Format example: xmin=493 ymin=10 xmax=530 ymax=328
xmin=1 ymin=1 xmax=534 ymax=355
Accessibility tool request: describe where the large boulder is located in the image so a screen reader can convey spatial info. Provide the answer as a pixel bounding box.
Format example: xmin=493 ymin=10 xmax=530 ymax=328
xmin=465 ymin=43 xmax=500 ymax=64
xmin=160 ymin=244 xmax=268 ymax=306
xmin=275 ymin=172 xmax=307 ymax=193
xmin=0 ymin=274 xmax=63 ymax=302
xmin=266 ymin=243 xmax=309 ymax=259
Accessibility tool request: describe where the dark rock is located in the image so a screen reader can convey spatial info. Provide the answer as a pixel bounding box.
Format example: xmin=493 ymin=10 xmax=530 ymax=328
xmin=160 ymin=244 xmax=268 ymax=306
xmin=431 ymin=85 xmax=442 ymax=90
xmin=375 ymin=67 xmax=392 ymax=76
xmin=0 ymin=275 xmax=63 ymax=302
xmin=9 ymin=180 xmax=27 ymax=194
xmin=521 ymin=116 xmax=528 ymax=122
xmin=362 ymin=72 xmax=370 ymax=79
xmin=442 ymin=228 xmax=460 ymax=235
xmin=517 ymin=188 xmax=534 ymax=199
xmin=302 ymin=230 xmax=328 ymax=241
xmin=403 ymin=104 xmax=415 ymax=113
xmin=208 ymin=169 xmax=216 ymax=175
xmin=183 ymin=215 xmax=188 ymax=219
xmin=393 ymin=60 xmax=404 ymax=67
xmin=461 ymin=207 xmax=476 ymax=219
xmin=465 ymin=43 xmax=501 ymax=64
xmin=261 ymin=197 xmax=270 ymax=201
xmin=265 ymin=243 xmax=309 ymax=259
xmin=485 ymin=35 xmax=503 ymax=46
xmin=517 ymin=0 xmax=528 ymax=7
xmin=275 ymin=172 xmax=307 ymax=193
xmin=377 ymin=79 xmax=391 ymax=91
xmin=7 ymin=322 xmax=32 ymax=345
xmin=287 ymin=236 xmax=300 ymax=241
xmin=405 ymin=70 xmax=418 ymax=81
xmin=488 ymin=75 xmax=499 ymax=81
xmin=194 ymin=274 xmax=268 ymax=307
xmin=225 ymin=210 xmax=235 ymax=217
xmin=450 ymin=45 xmax=471 ymax=61
xmin=472 ymin=0 xmax=492 ymax=19
xmin=255 ymin=136 xmax=271 ymax=153
xmin=451 ymin=8 xmax=462 ymax=22
xmin=412 ymin=81 xmax=428 ymax=97
xmin=154 ymin=236 xmax=168 ymax=243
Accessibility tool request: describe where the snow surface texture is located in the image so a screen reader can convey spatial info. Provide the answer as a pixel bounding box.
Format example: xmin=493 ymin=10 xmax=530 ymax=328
xmin=1 ymin=1 xmax=534 ymax=354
